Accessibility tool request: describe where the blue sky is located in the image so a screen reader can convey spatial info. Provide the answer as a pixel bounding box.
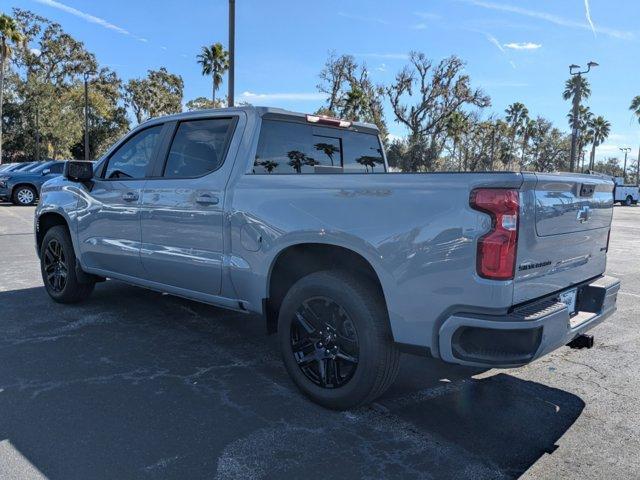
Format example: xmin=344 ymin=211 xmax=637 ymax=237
xmin=7 ymin=0 xmax=640 ymax=161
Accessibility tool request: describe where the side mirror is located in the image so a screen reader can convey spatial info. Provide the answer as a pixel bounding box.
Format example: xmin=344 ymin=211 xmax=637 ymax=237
xmin=41 ymin=169 xmax=51 ymax=176
xmin=64 ymin=161 xmax=94 ymax=182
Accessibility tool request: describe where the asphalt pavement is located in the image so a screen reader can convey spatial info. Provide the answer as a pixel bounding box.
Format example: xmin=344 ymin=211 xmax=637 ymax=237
xmin=0 ymin=203 xmax=638 ymax=479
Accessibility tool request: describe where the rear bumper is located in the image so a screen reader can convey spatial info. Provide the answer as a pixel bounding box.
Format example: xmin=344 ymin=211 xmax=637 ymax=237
xmin=438 ymin=275 xmax=620 ymax=368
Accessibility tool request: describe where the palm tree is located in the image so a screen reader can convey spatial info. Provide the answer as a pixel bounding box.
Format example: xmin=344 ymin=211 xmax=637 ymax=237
xmin=260 ymin=160 xmax=279 ymax=173
xmin=563 ymin=75 xmax=592 ymax=171
xmin=314 ymin=142 xmax=340 ymax=166
xmin=587 ymin=116 xmax=611 ymax=170
xmin=519 ymin=118 xmax=536 ymax=170
xmin=562 ymin=75 xmax=591 ymax=102
xmin=445 ymin=111 xmax=468 ymax=171
xmin=286 ymin=150 xmax=317 ymax=173
xmin=629 ymin=96 xmax=640 ymax=184
xmin=505 ymin=102 xmax=529 ymax=170
xmin=568 ymin=105 xmax=592 ymax=171
xmin=196 ymin=42 xmax=229 ymax=105
xmin=356 ymin=155 xmax=383 ymax=173
xmin=0 ymin=14 xmax=24 ymax=164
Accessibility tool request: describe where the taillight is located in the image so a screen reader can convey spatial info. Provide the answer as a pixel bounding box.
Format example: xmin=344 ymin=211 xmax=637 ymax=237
xmin=470 ymin=188 xmax=519 ymax=280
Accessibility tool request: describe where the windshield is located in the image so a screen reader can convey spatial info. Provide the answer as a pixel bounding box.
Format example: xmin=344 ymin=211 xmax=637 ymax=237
xmin=13 ymin=163 xmax=35 ymax=171
xmin=26 ymin=162 xmax=53 ymax=173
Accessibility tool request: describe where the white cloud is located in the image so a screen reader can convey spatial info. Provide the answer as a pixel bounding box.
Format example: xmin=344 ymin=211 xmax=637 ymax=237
xmin=338 ymin=12 xmax=388 ymax=25
xmin=411 ymin=12 xmax=442 ymax=30
xmin=503 ymin=42 xmax=542 ymax=50
xmin=485 ymin=33 xmax=505 ymax=53
xmin=414 ymin=12 xmax=442 ymax=20
xmin=462 ymin=0 xmax=633 ymax=40
xmin=608 ymin=133 xmax=632 ymax=142
xmin=238 ymin=91 xmax=327 ymax=102
xmin=377 ymin=63 xmax=387 ymax=72
xmin=387 ymin=134 xmax=405 ymax=143
xmin=583 ymin=0 xmax=597 ymax=37
xmin=34 ymin=0 xmax=147 ymax=42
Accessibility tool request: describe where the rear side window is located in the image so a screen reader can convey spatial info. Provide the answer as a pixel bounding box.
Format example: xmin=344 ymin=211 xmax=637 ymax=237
xmin=163 ymin=118 xmax=234 ymax=178
xmin=253 ymin=119 xmax=385 ymax=174
xmin=103 ymin=125 xmax=163 ymax=179
xmin=49 ymin=163 xmax=64 ymax=174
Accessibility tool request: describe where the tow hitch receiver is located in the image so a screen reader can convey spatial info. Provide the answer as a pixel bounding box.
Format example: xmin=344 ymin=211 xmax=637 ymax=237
xmin=567 ymin=334 xmax=594 ymax=349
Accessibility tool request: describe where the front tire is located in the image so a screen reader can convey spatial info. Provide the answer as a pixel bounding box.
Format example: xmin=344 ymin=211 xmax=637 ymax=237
xmin=12 ymin=185 xmax=37 ymax=206
xmin=625 ymin=195 xmax=633 ymax=206
xmin=40 ymin=225 xmax=94 ymax=303
xmin=278 ymin=270 xmax=399 ymax=410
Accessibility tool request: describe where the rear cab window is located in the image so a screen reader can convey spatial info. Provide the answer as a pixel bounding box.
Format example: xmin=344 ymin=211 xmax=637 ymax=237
xmin=253 ymin=118 xmax=385 ymax=174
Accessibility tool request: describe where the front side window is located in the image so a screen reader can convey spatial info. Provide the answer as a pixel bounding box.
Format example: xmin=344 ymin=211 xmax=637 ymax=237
xmin=103 ymin=125 xmax=163 ymax=179
xmin=253 ymin=119 xmax=385 ymax=174
xmin=163 ymin=118 xmax=234 ymax=178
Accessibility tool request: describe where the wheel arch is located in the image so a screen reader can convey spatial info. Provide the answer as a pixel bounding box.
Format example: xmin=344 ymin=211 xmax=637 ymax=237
xmin=11 ymin=183 xmax=38 ymax=202
xmin=36 ymin=211 xmax=73 ymax=257
xmin=264 ymin=242 xmax=391 ymax=336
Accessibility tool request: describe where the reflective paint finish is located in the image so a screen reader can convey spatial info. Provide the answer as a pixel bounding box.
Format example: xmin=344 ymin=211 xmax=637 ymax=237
xmin=140 ymin=182 xmax=225 ymax=295
xmin=76 ymin=179 xmax=146 ymax=277
xmin=513 ymin=173 xmax=613 ymax=304
xmin=139 ymin=113 xmax=246 ymax=295
xmin=36 ymin=106 xmax=616 ymax=358
xmin=228 ymin=172 xmax=524 ymax=352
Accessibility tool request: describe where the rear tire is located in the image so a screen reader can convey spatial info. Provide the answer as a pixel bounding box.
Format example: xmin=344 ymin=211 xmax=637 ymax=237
xmin=40 ymin=225 xmax=94 ymax=303
xmin=625 ymin=195 xmax=633 ymax=206
xmin=12 ymin=185 xmax=37 ymax=206
xmin=277 ymin=270 xmax=399 ymax=410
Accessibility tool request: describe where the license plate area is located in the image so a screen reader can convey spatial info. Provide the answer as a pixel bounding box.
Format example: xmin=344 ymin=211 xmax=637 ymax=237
xmin=558 ymin=288 xmax=578 ymax=316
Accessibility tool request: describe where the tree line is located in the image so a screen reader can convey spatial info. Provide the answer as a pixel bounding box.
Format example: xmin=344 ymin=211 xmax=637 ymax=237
xmin=1 ymin=8 xmax=639 ymax=179
xmin=315 ymin=51 xmax=637 ymax=180
xmin=0 ymin=8 xmax=230 ymax=162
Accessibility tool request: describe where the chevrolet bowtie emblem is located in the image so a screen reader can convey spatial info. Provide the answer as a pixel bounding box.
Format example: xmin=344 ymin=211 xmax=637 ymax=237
xmin=577 ymin=205 xmax=591 ymax=223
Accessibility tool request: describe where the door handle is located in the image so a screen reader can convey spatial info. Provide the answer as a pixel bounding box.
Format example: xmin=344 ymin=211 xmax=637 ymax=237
xmin=196 ymin=194 xmax=219 ymax=205
xmin=122 ymin=191 xmax=139 ymax=202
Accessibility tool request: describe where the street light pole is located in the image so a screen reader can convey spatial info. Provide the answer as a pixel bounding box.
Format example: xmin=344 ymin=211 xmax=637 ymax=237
xmin=568 ymin=61 xmax=598 ymax=172
xmin=228 ymin=0 xmax=235 ymax=107
xmin=83 ymin=72 xmax=90 ymax=160
xmin=620 ymin=147 xmax=631 ymax=183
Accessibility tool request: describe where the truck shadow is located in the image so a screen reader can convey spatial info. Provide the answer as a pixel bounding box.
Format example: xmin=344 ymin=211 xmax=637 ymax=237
xmin=0 ymin=282 xmax=584 ymax=479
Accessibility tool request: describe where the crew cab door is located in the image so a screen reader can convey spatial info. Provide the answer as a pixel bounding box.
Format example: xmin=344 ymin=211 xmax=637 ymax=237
xmin=77 ymin=124 xmax=165 ymax=277
xmin=139 ymin=116 xmax=238 ymax=295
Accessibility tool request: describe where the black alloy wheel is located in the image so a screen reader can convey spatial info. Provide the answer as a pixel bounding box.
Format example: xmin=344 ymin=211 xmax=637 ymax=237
xmin=43 ymin=238 xmax=67 ymax=292
xmin=290 ymin=297 xmax=360 ymax=389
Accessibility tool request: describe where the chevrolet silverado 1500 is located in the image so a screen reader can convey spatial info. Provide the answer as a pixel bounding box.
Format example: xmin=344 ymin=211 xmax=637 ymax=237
xmin=35 ymin=106 xmax=620 ymax=409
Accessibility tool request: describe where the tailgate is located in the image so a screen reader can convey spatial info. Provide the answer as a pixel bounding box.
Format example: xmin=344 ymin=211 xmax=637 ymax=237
xmin=513 ymin=173 xmax=614 ymax=304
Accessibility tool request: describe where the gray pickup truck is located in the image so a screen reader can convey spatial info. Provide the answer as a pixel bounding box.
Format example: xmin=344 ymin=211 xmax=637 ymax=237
xmin=35 ymin=106 xmax=620 ymax=409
